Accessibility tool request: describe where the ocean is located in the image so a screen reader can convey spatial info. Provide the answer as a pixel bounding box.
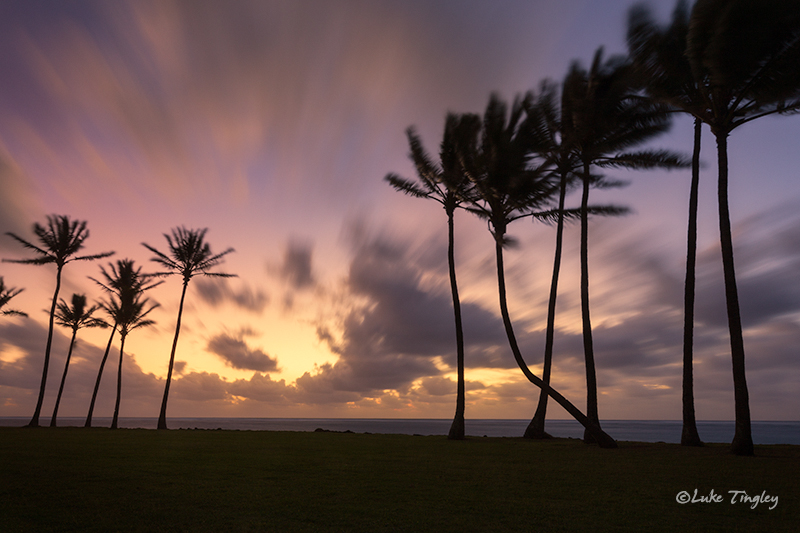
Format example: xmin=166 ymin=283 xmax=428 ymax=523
xmin=1 ymin=417 xmax=798 ymax=444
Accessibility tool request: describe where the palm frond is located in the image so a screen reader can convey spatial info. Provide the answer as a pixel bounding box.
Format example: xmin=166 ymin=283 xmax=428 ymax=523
xmin=585 ymin=204 xmax=632 ymax=217
xmin=3 ymin=232 xmax=52 ymax=258
xmin=595 ymin=150 xmax=691 ymax=170
xmin=384 ymin=173 xmax=432 ymax=199
xmin=72 ymin=251 xmax=116 ymax=263
xmin=2 ymin=309 xmax=28 ymax=317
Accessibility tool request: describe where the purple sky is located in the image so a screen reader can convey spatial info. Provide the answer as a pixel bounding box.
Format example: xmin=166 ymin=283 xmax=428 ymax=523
xmin=0 ymin=0 xmax=798 ymax=423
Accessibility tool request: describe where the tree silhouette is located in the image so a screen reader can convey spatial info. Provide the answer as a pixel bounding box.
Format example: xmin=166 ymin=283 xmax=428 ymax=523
xmin=560 ymin=48 xmax=687 ymax=442
xmin=4 ymin=215 xmax=113 ymax=427
xmin=85 ymin=259 xmax=162 ymax=428
xmin=521 ymin=80 xmax=588 ymax=439
xmin=50 ymin=293 xmax=106 ymax=427
xmin=682 ymin=0 xmax=800 ymax=455
xmin=0 ymin=277 xmax=27 ymax=318
xmin=627 ymin=0 xmax=707 ymax=447
xmin=143 ymin=227 xmax=235 ymax=430
xmin=463 ymin=93 xmax=618 ymax=448
xmin=385 ymin=113 xmax=481 ymax=440
xmin=100 ymin=289 xmax=157 ymax=429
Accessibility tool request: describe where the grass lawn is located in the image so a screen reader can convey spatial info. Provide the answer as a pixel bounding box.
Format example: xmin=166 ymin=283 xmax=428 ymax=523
xmin=0 ymin=427 xmax=797 ymax=532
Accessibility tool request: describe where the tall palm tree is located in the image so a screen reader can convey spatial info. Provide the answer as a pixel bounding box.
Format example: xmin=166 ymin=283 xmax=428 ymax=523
xmin=683 ymin=0 xmax=800 ymax=455
xmin=521 ymin=80 xmax=583 ymax=439
xmin=50 ymin=293 xmax=106 ymax=427
xmin=0 ymin=277 xmax=27 ymax=318
xmin=627 ymin=0 xmax=707 ymax=447
xmin=143 ymin=227 xmax=235 ymax=430
xmin=561 ymin=48 xmax=686 ymax=443
xmin=463 ymin=93 xmax=618 ymax=448
xmin=85 ymin=259 xmax=162 ymax=427
xmin=101 ymin=290 xmax=157 ymax=429
xmin=3 ymin=215 xmax=113 ymax=427
xmin=385 ymin=113 xmax=481 ymax=440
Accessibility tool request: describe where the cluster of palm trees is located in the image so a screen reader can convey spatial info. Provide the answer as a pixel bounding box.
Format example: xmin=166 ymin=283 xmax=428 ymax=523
xmin=2 ymin=215 xmax=234 ymax=430
xmin=387 ymin=0 xmax=800 ymax=455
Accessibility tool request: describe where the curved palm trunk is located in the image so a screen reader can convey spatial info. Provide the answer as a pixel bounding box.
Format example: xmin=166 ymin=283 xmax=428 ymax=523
xmin=681 ymin=118 xmax=703 ymax=447
xmin=494 ymin=233 xmax=617 ymax=448
xmin=50 ymin=329 xmax=77 ymax=427
xmin=715 ymin=132 xmax=754 ymax=456
xmin=525 ymin=168 xmax=568 ymax=439
xmin=579 ymin=165 xmax=600 ymax=443
xmin=28 ymin=266 xmax=63 ymax=428
xmin=110 ymin=332 xmax=127 ymax=430
xmin=85 ymin=324 xmax=117 ymax=427
xmin=158 ymin=280 xmax=189 ymax=430
xmin=446 ymin=208 xmax=466 ymax=440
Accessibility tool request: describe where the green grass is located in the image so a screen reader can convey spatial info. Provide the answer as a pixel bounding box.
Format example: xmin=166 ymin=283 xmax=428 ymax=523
xmin=0 ymin=428 xmax=797 ymax=532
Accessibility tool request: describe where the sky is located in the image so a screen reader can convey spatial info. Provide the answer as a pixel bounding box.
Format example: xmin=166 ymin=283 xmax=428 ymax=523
xmin=0 ymin=0 xmax=798 ymax=424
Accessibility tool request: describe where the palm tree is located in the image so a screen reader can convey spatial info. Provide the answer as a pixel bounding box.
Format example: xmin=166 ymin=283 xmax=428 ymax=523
xmin=0 ymin=277 xmax=27 ymax=318
xmin=683 ymin=0 xmax=800 ymax=455
xmin=560 ymin=48 xmax=686 ymax=443
xmin=85 ymin=259 xmax=162 ymax=427
xmin=521 ymin=81 xmax=582 ymax=439
xmin=627 ymin=0 xmax=706 ymax=447
xmin=3 ymin=215 xmax=113 ymax=427
xmin=385 ymin=113 xmax=481 ymax=440
xmin=463 ymin=93 xmax=618 ymax=448
xmin=143 ymin=227 xmax=235 ymax=430
xmin=100 ymin=290 xmax=157 ymax=429
xmin=50 ymin=294 xmax=106 ymax=427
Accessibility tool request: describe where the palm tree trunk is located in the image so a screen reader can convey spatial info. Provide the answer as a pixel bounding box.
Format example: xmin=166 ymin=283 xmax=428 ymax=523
xmin=580 ymin=164 xmax=600 ymax=444
xmin=494 ymin=231 xmax=617 ymax=448
xmin=446 ymin=207 xmax=466 ymax=441
xmin=525 ymin=168 xmax=568 ymax=439
xmin=158 ymin=280 xmax=189 ymax=430
xmin=715 ymin=131 xmax=754 ymax=456
xmin=28 ymin=266 xmax=63 ymax=428
xmin=681 ymin=118 xmax=703 ymax=447
xmin=111 ymin=333 xmax=127 ymax=430
xmin=85 ymin=324 xmax=117 ymax=427
xmin=50 ymin=329 xmax=77 ymax=427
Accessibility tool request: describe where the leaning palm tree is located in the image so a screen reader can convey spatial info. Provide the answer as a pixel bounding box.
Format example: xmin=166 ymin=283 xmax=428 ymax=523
xmin=0 ymin=277 xmax=27 ymax=318
xmin=3 ymin=215 xmax=113 ymax=427
xmin=627 ymin=0 xmax=707 ymax=447
xmin=50 ymin=293 xmax=106 ymax=427
xmin=521 ymin=80 xmax=583 ymax=439
xmin=85 ymin=259 xmax=162 ymax=427
xmin=385 ymin=113 xmax=481 ymax=440
xmin=101 ymin=290 xmax=157 ymax=429
xmin=561 ymin=48 xmax=687 ymax=443
xmin=463 ymin=93 xmax=618 ymax=448
xmin=143 ymin=227 xmax=235 ymax=430
xmin=683 ymin=0 xmax=800 ymax=455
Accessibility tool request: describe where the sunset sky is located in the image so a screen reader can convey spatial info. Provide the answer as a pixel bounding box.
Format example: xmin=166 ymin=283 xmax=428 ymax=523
xmin=1 ymin=0 xmax=798 ymax=424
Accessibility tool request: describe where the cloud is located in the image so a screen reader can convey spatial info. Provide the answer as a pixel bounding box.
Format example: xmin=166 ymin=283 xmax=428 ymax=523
xmin=194 ymin=278 xmax=268 ymax=313
xmin=0 ymin=317 xmax=163 ymax=418
xmin=694 ymin=204 xmax=800 ymax=329
xmin=300 ymin=225 xmax=512 ymax=402
xmin=280 ymin=241 xmax=315 ymax=290
xmin=0 ymin=153 xmax=41 ymax=249
xmin=206 ymin=331 xmax=278 ymax=372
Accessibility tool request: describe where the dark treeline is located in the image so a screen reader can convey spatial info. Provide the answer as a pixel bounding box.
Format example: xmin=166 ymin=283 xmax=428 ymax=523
xmin=2 ymin=218 xmax=234 ymax=431
xmin=386 ymin=0 xmax=800 ymax=456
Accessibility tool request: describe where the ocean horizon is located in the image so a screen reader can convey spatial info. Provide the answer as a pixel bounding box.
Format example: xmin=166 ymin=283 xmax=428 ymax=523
xmin=1 ymin=417 xmax=798 ymax=445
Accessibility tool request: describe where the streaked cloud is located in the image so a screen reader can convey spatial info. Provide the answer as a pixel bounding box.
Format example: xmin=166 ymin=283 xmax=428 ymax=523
xmin=194 ymin=278 xmax=268 ymax=314
xmin=206 ymin=331 xmax=278 ymax=372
